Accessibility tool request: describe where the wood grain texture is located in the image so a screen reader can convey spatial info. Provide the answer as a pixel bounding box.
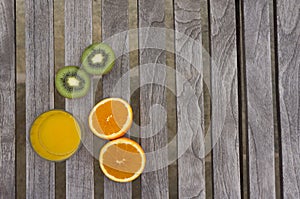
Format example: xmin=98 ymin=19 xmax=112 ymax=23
xmin=139 ymin=0 xmax=169 ymax=198
xmin=101 ymin=0 xmax=131 ymax=198
xmin=243 ymin=0 xmax=276 ymax=198
xmin=25 ymin=0 xmax=55 ymax=198
xmin=209 ymin=0 xmax=241 ymax=198
xmin=174 ymin=0 xmax=205 ymax=198
xmin=65 ymin=1 xmax=93 ymax=198
xmin=0 ymin=0 xmax=15 ymax=198
xmin=276 ymin=0 xmax=300 ymax=198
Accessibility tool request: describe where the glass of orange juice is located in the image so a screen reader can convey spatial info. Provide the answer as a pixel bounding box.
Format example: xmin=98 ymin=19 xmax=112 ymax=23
xmin=29 ymin=110 xmax=81 ymax=162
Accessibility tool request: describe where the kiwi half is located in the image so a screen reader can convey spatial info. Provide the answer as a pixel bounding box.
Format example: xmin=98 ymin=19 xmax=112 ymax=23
xmin=81 ymin=43 xmax=115 ymax=75
xmin=55 ymin=66 xmax=90 ymax=99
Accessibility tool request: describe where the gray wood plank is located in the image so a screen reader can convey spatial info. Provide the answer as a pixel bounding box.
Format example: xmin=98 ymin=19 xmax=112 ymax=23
xmin=209 ymin=0 xmax=241 ymax=198
xmin=139 ymin=0 xmax=169 ymax=198
xmin=64 ymin=1 xmax=93 ymax=198
xmin=25 ymin=0 xmax=55 ymax=198
xmin=174 ymin=0 xmax=205 ymax=198
xmin=243 ymin=0 xmax=276 ymax=198
xmin=243 ymin=0 xmax=275 ymax=198
xmin=0 ymin=0 xmax=15 ymax=198
xmin=101 ymin=0 xmax=131 ymax=198
xmin=276 ymin=0 xmax=300 ymax=198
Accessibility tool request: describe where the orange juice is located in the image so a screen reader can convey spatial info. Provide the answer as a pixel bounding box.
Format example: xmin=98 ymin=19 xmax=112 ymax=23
xmin=30 ymin=110 xmax=81 ymax=161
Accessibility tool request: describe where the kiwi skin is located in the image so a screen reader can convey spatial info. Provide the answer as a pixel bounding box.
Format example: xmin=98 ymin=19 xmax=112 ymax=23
xmin=55 ymin=66 xmax=90 ymax=99
xmin=81 ymin=43 xmax=115 ymax=75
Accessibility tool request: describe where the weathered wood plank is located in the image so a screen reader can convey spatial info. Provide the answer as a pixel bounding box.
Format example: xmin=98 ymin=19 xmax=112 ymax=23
xmin=243 ymin=0 xmax=276 ymax=198
xmin=101 ymin=0 xmax=131 ymax=198
xmin=0 ymin=0 xmax=15 ymax=198
xmin=276 ymin=0 xmax=300 ymax=198
xmin=243 ymin=0 xmax=275 ymax=198
xmin=65 ymin=1 xmax=93 ymax=198
xmin=174 ymin=0 xmax=205 ymax=198
xmin=209 ymin=0 xmax=241 ymax=198
xmin=139 ymin=0 xmax=169 ymax=198
xmin=25 ymin=0 xmax=55 ymax=198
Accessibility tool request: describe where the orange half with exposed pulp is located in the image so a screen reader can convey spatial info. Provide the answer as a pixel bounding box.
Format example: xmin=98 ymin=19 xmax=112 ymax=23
xmin=99 ymin=138 xmax=146 ymax=182
xmin=89 ymin=98 xmax=133 ymax=140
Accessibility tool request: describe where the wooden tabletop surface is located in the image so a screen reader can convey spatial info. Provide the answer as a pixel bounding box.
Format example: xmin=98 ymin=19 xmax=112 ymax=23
xmin=0 ymin=0 xmax=299 ymax=198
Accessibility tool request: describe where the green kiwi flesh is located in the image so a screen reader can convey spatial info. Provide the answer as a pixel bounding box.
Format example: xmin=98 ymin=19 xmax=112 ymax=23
xmin=81 ymin=43 xmax=115 ymax=75
xmin=55 ymin=66 xmax=90 ymax=98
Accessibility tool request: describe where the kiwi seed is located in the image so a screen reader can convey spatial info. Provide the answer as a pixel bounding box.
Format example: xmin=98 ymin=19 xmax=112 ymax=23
xmin=55 ymin=66 xmax=90 ymax=99
xmin=81 ymin=43 xmax=115 ymax=75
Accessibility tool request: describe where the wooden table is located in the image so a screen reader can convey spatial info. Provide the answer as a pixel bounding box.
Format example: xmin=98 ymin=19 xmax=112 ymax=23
xmin=0 ymin=0 xmax=299 ymax=198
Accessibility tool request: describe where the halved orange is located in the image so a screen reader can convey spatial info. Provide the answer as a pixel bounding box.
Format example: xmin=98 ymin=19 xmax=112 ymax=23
xmin=89 ymin=98 xmax=133 ymax=140
xmin=99 ymin=138 xmax=146 ymax=182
